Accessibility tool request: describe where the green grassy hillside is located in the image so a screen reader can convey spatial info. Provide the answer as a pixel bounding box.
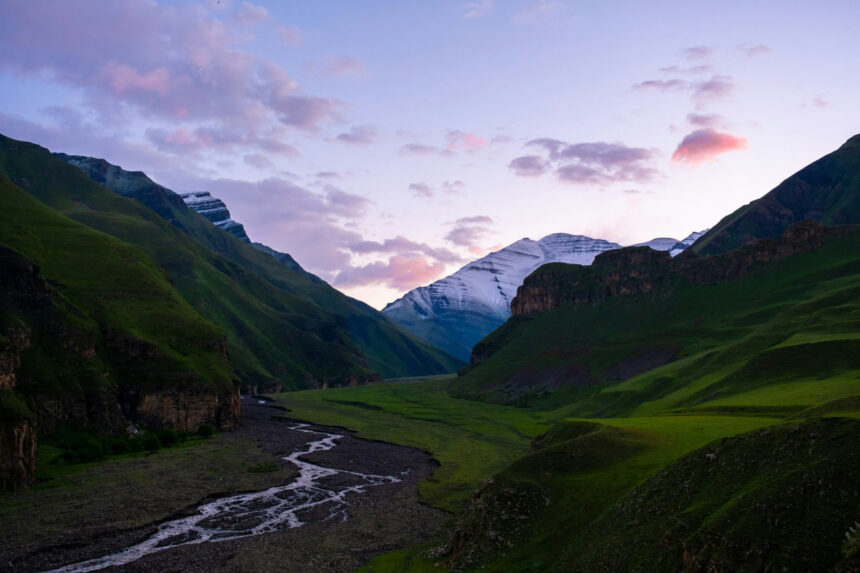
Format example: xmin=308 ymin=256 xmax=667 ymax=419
xmin=0 ymin=134 xmax=460 ymax=388
xmin=0 ymin=173 xmax=235 ymax=424
xmin=454 ymin=228 xmax=860 ymax=412
xmin=690 ymin=134 xmax=860 ymax=256
xmin=274 ymin=227 xmax=859 ymax=572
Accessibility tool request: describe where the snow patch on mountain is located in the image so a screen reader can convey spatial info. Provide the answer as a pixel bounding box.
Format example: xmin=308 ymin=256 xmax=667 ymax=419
xmin=180 ymin=191 xmax=250 ymax=242
xmin=383 ymin=234 xmax=622 ymax=360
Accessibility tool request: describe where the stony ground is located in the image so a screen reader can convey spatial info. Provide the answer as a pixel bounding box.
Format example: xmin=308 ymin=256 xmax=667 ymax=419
xmin=0 ymin=398 xmax=448 ymax=573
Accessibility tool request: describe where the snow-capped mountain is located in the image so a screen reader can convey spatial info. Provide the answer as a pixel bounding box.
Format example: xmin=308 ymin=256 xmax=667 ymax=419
xmin=669 ymin=230 xmax=708 ymax=256
xmin=383 ymin=230 xmax=707 ymax=361
xmin=383 ymin=234 xmax=622 ymax=361
xmin=180 ymin=191 xmax=250 ymax=242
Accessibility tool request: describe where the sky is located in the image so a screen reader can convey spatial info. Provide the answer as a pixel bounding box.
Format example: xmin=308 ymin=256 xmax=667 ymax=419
xmin=1 ymin=0 xmax=858 ymax=309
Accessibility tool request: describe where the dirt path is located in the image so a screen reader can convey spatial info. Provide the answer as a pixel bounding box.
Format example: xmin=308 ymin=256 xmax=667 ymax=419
xmin=8 ymin=399 xmax=448 ymax=573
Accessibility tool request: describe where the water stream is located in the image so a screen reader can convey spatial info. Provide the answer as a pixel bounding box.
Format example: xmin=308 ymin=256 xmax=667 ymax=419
xmin=44 ymin=424 xmax=401 ymax=573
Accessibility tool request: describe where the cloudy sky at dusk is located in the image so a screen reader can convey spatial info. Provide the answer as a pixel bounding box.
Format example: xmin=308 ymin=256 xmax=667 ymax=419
xmin=1 ymin=0 xmax=858 ymax=308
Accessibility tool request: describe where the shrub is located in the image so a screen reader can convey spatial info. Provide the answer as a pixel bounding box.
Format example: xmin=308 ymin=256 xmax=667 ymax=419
xmin=156 ymin=428 xmax=178 ymax=446
xmin=59 ymin=431 xmax=105 ymax=463
xmin=107 ymin=436 xmax=130 ymax=454
xmin=197 ymin=423 xmax=214 ymax=438
xmin=141 ymin=432 xmax=162 ymax=452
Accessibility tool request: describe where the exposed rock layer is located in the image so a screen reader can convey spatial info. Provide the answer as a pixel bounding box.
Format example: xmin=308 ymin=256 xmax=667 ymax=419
xmin=510 ymin=221 xmax=847 ymax=318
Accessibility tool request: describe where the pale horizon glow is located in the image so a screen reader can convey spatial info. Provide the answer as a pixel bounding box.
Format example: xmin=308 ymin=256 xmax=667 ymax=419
xmin=0 ymin=0 xmax=858 ymax=308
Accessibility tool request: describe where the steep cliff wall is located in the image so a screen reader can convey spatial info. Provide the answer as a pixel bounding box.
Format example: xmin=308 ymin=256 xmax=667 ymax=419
xmin=0 ymin=245 xmax=241 ymax=487
xmin=511 ymin=221 xmax=847 ymax=317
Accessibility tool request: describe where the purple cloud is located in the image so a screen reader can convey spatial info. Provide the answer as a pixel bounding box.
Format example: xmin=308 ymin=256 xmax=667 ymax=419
xmin=335 ymin=125 xmax=379 ymax=145
xmin=399 ymin=143 xmax=439 ymax=155
xmin=691 ymin=75 xmax=735 ymax=107
xmin=513 ymin=139 xmax=659 ymax=185
xmin=0 ymin=0 xmax=342 ymax=158
xmin=686 ymin=113 xmax=726 ymax=128
xmin=243 ymin=153 xmax=274 ymax=169
xmin=683 ymin=46 xmax=713 ymax=60
xmin=409 ymin=182 xmax=434 ymax=198
xmin=509 ymin=155 xmax=550 ymax=177
xmin=349 ymin=236 xmax=461 ymax=263
xmin=635 ymin=74 xmax=735 ymax=109
xmin=445 ymin=216 xmax=494 ymax=252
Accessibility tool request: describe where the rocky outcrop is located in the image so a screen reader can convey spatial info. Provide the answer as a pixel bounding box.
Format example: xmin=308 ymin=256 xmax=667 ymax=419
xmin=0 ymin=419 xmax=36 ymax=490
xmin=511 ymin=221 xmax=848 ymax=317
xmin=135 ymin=388 xmax=241 ymax=431
xmin=0 ymin=244 xmax=241 ymax=487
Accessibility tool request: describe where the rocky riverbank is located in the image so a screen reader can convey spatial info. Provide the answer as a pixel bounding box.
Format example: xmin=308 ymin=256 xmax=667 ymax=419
xmin=0 ymin=398 xmax=447 ymax=573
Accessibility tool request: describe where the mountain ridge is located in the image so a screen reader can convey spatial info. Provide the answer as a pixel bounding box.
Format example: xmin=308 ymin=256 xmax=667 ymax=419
xmin=383 ymin=230 xmax=704 ymax=361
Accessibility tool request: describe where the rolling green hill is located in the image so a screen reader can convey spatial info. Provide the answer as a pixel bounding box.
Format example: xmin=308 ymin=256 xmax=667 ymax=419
xmin=454 ymin=224 xmax=860 ymax=413
xmin=0 ymin=134 xmax=461 ymax=390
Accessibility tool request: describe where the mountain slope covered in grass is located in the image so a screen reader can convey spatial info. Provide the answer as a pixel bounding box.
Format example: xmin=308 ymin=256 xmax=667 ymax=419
xmin=0 ymin=134 xmax=461 ymax=390
xmin=689 ymin=134 xmax=860 ymax=256
xmin=455 ymin=224 xmax=860 ymax=410
xmin=0 ymin=171 xmax=238 ymax=436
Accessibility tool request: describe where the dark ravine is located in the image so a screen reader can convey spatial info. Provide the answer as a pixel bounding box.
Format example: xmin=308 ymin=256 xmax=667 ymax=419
xmin=4 ymin=399 xmax=446 ymax=573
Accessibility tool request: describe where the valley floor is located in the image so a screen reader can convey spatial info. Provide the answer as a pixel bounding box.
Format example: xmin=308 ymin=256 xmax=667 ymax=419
xmin=0 ymin=400 xmax=445 ymax=573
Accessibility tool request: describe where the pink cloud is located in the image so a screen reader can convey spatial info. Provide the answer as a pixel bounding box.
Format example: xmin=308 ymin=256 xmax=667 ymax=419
xmin=233 ymin=2 xmax=269 ymax=26
xmin=326 ymin=56 xmax=364 ymax=76
xmin=334 ymin=255 xmax=446 ymax=290
xmin=671 ymin=128 xmax=747 ymax=165
xmin=0 ymin=0 xmax=340 ymax=154
xmin=275 ymin=25 xmax=302 ymax=46
xmin=100 ymin=61 xmax=170 ymax=95
xmin=446 ymin=130 xmax=489 ymax=151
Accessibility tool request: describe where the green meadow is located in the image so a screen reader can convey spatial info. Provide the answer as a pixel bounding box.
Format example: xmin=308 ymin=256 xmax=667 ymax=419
xmin=277 ymin=364 xmax=859 ymax=571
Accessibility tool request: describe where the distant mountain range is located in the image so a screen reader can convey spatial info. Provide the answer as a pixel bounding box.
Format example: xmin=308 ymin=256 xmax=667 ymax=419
xmin=383 ymin=230 xmax=705 ymax=361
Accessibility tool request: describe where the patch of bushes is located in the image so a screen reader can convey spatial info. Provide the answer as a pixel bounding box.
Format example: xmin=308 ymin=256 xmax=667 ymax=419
xmin=48 ymin=423 xmax=213 ymax=465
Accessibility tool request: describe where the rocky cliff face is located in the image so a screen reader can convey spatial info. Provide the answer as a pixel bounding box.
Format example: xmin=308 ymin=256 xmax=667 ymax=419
xmin=0 ymin=245 xmax=241 ymax=487
xmin=510 ymin=221 xmax=846 ymax=318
